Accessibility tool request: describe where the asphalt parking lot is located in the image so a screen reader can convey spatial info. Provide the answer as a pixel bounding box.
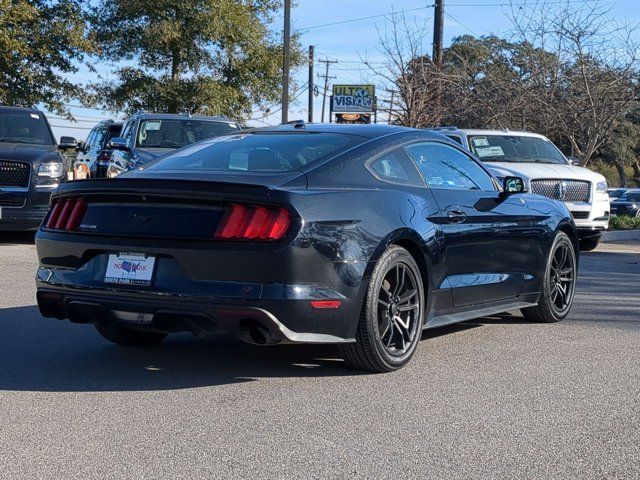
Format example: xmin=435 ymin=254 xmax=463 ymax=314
xmin=0 ymin=234 xmax=638 ymax=479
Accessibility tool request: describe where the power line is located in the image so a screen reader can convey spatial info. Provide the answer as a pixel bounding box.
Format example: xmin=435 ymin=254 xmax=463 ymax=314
xmin=318 ymin=59 xmax=338 ymax=122
xmin=447 ymin=0 xmax=590 ymax=6
xmin=298 ymin=6 xmax=433 ymax=31
xmin=444 ymin=11 xmax=479 ymax=36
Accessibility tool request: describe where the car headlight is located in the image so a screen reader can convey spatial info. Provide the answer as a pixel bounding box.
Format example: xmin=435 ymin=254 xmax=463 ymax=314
xmin=596 ymin=181 xmax=608 ymax=193
xmin=38 ymin=162 xmax=65 ymax=178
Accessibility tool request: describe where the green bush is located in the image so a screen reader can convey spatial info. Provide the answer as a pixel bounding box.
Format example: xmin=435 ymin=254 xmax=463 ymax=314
xmin=610 ymin=215 xmax=640 ymax=230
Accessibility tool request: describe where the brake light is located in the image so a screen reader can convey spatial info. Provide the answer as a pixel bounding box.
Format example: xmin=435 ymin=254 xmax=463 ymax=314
xmin=214 ymin=203 xmax=291 ymax=241
xmin=45 ymin=197 xmax=87 ymax=231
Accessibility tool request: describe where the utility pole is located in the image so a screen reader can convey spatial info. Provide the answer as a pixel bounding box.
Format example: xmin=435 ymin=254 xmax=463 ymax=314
xmin=281 ymin=0 xmax=291 ymax=123
xmin=432 ymin=0 xmax=444 ymax=67
xmin=386 ymin=89 xmax=396 ymax=123
xmin=318 ymin=59 xmax=337 ymax=123
xmin=308 ymin=46 xmax=314 ymax=123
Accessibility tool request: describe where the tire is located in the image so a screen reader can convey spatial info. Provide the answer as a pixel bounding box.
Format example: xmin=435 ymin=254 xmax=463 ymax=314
xmin=340 ymin=245 xmax=425 ymax=373
xmin=579 ymin=236 xmax=600 ymax=252
xmin=94 ymin=322 xmax=168 ymax=347
xmin=521 ymin=232 xmax=577 ymax=323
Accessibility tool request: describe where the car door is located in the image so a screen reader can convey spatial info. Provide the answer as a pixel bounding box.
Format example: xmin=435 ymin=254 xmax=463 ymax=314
xmin=404 ymin=141 xmax=539 ymax=308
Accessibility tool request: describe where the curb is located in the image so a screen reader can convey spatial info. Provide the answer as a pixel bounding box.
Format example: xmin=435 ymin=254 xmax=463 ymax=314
xmin=602 ymin=230 xmax=640 ymax=242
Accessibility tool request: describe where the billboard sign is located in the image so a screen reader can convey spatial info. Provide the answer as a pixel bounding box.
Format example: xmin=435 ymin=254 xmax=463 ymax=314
xmin=331 ymin=84 xmax=375 ymax=113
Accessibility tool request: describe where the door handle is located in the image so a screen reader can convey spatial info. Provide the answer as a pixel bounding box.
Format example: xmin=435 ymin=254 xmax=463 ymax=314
xmin=447 ymin=210 xmax=467 ymax=223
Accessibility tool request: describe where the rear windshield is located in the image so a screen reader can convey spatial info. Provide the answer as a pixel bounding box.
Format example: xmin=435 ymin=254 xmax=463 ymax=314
xmin=0 ymin=111 xmax=54 ymax=145
xmin=144 ymin=132 xmax=363 ymax=173
xmin=468 ymin=135 xmax=567 ymax=164
xmin=136 ymin=119 xmax=240 ymax=149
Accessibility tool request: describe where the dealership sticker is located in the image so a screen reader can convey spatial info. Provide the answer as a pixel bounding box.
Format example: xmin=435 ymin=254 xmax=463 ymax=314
xmin=30 ymin=113 xmax=40 ymax=120
xmin=475 ymin=146 xmax=504 ymax=157
xmin=472 ymin=137 xmax=489 ymax=147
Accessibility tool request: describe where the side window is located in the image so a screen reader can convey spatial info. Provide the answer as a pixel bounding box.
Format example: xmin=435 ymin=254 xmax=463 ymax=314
xmin=120 ymin=121 xmax=136 ymax=146
xmin=445 ymin=134 xmax=463 ymax=145
xmin=93 ymin=128 xmax=107 ymax=150
xmin=367 ymin=148 xmax=424 ymax=186
xmin=84 ymin=129 xmax=97 ymax=150
xmin=405 ymin=142 xmax=495 ymax=191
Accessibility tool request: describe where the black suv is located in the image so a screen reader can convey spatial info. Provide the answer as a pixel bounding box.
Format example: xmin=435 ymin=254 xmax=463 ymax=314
xmin=0 ymin=105 xmax=77 ymax=231
xmin=73 ymin=120 xmax=123 ymax=179
xmin=106 ymin=112 xmax=240 ymax=177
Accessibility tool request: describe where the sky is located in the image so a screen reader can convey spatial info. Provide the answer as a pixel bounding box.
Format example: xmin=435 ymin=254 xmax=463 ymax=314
xmin=48 ymin=0 xmax=640 ymax=142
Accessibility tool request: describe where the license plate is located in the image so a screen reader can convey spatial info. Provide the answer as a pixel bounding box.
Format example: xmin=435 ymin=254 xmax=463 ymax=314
xmin=104 ymin=253 xmax=156 ymax=286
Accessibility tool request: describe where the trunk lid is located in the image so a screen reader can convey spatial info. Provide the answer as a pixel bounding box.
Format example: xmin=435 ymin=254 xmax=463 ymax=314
xmin=48 ymin=177 xmax=293 ymax=240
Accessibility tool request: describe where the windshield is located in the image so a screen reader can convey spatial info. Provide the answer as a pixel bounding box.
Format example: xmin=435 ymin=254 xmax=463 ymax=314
xmin=144 ymin=132 xmax=363 ymax=173
xmin=468 ymin=135 xmax=568 ymax=164
xmin=0 ymin=111 xmax=54 ymax=145
xmin=136 ymin=119 xmax=240 ymax=149
xmin=619 ymin=192 xmax=640 ymax=202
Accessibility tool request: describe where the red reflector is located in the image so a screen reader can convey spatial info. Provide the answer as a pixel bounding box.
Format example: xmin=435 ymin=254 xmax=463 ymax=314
xmin=65 ymin=198 xmax=87 ymax=230
xmin=310 ymin=300 xmax=342 ymax=309
xmin=213 ymin=203 xmax=291 ymax=241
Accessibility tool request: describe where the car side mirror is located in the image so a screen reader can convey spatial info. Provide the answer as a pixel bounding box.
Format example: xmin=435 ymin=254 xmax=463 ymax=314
xmin=77 ymin=140 xmax=85 ymax=151
xmin=108 ymin=137 xmax=129 ymax=151
xmin=59 ymin=136 xmax=78 ymax=150
xmin=567 ymin=155 xmax=580 ymax=166
xmin=503 ymin=176 xmax=527 ymax=194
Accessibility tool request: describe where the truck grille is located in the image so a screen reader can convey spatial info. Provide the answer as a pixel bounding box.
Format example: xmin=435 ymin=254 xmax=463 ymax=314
xmin=0 ymin=160 xmax=31 ymax=188
xmin=531 ymin=179 xmax=590 ymax=203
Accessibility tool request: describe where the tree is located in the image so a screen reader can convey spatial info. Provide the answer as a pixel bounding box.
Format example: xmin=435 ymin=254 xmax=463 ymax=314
xmin=508 ymin=0 xmax=639 ymax=166
xmin=0 ymin=0 xmax=95 ymax=116
xmin=92 ymin=0 xmax=303 ymax=120
xmin=362 ymin=10 xmax=446 ymax=128
xmin=598 ymin=107 xmax=640 ymax=187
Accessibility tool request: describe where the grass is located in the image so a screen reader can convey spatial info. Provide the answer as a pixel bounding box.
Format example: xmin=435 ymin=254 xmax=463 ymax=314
xmin=610 ymin=215 xmax=640 ymax=230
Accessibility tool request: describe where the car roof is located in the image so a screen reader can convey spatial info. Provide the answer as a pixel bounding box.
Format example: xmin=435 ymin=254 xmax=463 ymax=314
xmin=249 ymin=123 xmax=421 ymax=140
xmin=130 ymin=112 xmax=237 ymax=124
xmin=447 ymin=128 xmax=549 ymax=140
xmin=0 ymin=105 xmax=44 ymax=115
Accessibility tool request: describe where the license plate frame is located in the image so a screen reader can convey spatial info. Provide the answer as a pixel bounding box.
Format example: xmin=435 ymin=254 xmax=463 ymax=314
xmin=104 ymin=252 xmax=156 ymax=286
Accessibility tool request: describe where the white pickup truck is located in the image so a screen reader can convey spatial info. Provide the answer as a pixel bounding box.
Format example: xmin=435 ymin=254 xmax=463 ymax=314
xmin=432 ymin=128 xmax=610 ymax=251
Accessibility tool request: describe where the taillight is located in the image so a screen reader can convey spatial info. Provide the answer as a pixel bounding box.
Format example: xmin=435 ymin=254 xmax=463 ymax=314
xmin=45 ymin=197 xmax=87 ymax=231
xmin=213 ymin=203 xmax=291 ymax=241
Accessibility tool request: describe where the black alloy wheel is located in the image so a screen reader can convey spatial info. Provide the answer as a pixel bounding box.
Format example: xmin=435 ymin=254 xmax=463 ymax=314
xmin=341 ymin=245 xmax=425 ymax=372
xmin=522 ymin=232 xmax=577 ymax=322
xmin=376 ymin=263 xmax=421 ymax=357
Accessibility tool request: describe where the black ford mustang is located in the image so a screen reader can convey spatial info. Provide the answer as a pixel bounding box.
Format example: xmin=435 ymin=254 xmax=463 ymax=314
xmin=35 ymin=124 xmax=579 ymax=372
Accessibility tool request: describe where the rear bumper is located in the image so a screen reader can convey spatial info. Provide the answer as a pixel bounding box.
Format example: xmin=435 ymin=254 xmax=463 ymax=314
xmin=36 ymin=267 xmax=356 ymax=344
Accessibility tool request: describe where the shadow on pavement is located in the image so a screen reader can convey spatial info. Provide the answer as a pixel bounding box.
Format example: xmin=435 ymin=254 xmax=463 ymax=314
xmin=0 ymin=304 xmax=476 ymax=392
xmin=0 ymin=231 xmax=36 ymax=245
xmin=0 ymin=247 xmax=636 ymax=392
